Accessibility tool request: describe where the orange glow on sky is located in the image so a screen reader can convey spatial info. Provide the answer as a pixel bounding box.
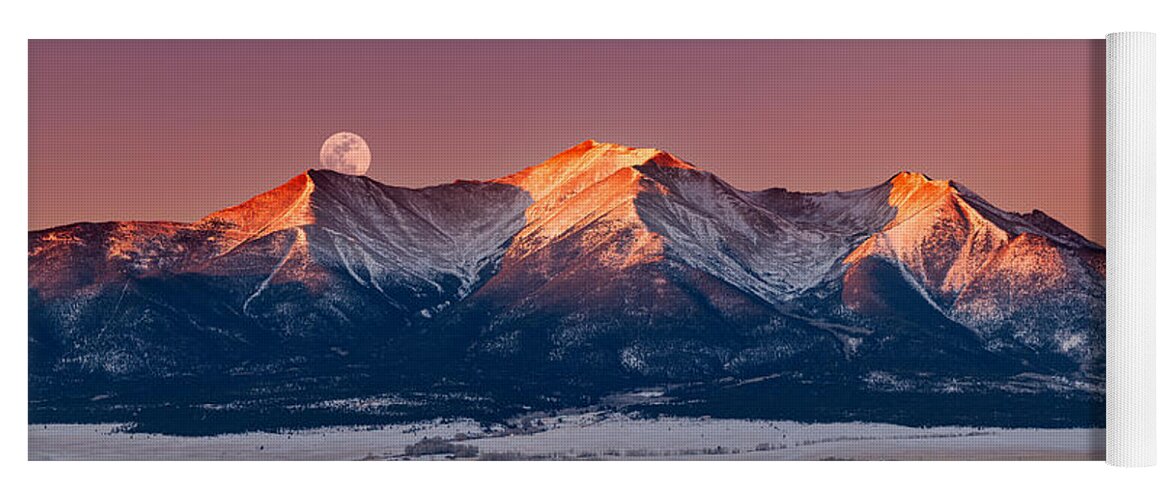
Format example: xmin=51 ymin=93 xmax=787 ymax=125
xmin=29 ymin=40 xmax=1104 ymax=244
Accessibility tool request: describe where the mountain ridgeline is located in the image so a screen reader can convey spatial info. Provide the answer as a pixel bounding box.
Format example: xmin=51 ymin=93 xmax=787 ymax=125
xmin=29 ymin=141 xmax=1106 ymax=432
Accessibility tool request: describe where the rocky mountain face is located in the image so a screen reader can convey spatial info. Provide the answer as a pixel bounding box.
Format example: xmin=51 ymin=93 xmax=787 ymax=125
xmin=29 ymin=141 xmax=1106 ymax=429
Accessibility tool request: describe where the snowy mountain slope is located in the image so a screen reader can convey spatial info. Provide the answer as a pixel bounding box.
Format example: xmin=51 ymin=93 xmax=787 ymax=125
xmin=447 ymin=142 xmax=831 ymax=380
xmin=29 ymin=169 xmax=531 ymax=375
xmin=843 ymin=172 xmax=1102 ymax=305
xmin=491 ymin=141 xmax=892 ymax=305
xmin=635 ymin=163 xmax=886 ymax=304
xmin=834 ymin=172 xmax=1105 ymax=370
xmin=191 ymin=170 xmax=532 ymax=313
xmin=494 ymin=142 xmax=666 ymax=269
xmin=950 ymin=234 xmax=1106 ymax=371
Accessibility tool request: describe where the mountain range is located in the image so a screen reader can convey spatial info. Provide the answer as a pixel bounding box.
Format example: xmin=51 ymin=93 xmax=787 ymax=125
xmin=28 ymin=141 xmax=1106 ymax=432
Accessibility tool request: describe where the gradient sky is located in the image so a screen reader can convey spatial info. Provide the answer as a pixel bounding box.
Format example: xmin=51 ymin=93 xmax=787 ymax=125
xmin=29 ymin=40 xmax=1105 ymax=243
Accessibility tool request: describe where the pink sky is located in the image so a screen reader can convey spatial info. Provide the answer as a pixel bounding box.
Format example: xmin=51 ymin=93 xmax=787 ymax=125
xmin=29 ymin=40 xmax=1104 ymax=243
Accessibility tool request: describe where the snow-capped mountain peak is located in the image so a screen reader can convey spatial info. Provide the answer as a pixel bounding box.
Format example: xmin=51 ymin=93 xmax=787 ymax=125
xmin=199 ymin=171 xmax=317 ymax=244
xmin=494 ymin=140 xmax=690 ymax=201
xmin=882 ymin=171 xmax=959 ymax=226
xmin=487 ymin=141 xmax=700 ymax=256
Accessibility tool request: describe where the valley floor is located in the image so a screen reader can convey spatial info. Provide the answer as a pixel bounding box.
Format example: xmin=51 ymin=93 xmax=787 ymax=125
xmin=29 ymin=412 xmax=1104 ymax=461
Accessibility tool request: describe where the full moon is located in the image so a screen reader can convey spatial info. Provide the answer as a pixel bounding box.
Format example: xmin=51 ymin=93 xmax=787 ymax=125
xmin=319 ymin=132 xmax=372 ymax=176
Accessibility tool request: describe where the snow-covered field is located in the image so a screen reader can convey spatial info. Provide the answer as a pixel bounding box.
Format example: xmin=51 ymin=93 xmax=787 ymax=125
xmin=29 ymin=413 xmax=1104 ymax=461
